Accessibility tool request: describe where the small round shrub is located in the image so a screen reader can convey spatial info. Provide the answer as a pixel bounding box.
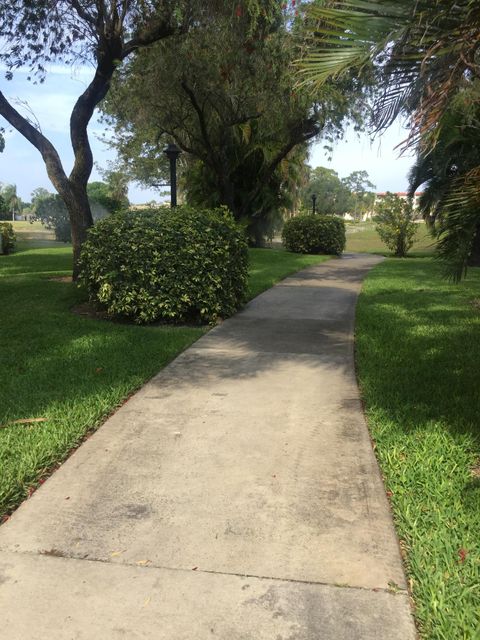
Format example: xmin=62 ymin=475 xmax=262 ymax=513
xmin=282 ymin=214 xmax=346 ymax=255
xmin=0 ymin=222 xmax=16 ymax=254
xmin=80 ymin=206 xmax=248 ymax=324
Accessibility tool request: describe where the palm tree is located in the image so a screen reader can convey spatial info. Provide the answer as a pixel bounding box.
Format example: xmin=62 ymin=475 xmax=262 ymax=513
xmin=408 ymin=85 xmax=480 ymax=279
xmin=297 ymin=0 xmax=480 ymax=277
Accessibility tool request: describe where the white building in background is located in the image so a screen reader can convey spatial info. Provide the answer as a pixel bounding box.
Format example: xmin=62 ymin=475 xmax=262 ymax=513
xmin=375 ymin=191 xmax=424 ymax=207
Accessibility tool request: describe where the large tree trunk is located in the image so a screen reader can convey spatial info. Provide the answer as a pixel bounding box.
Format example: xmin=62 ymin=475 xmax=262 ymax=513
xmin=0 ymin=89 xmax=100 ymax=280
xmin=61 ymin=183 xmax=94 ymax=279
xmin=1 ymin=4 xmax=180 ymax=278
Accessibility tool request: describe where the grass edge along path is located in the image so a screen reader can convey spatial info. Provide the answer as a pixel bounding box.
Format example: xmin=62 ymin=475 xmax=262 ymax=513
xmin=0 ymin=246 xmax=330 ymax=520
xmin=355 ymin=258 xmax=480 ymax=639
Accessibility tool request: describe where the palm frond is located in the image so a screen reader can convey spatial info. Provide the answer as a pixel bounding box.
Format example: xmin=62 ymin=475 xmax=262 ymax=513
xmin=296 ymin=0 xmax=410 ymax=88
xmin=435 ymin=168 xmax=480 ymax=281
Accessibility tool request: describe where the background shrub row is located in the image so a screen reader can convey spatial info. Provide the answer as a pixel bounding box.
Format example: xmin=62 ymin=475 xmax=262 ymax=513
xmin=282 ymin=214 xmax=346 ymax=255
xmin=0 ymin=222 xmax=16 ymax=254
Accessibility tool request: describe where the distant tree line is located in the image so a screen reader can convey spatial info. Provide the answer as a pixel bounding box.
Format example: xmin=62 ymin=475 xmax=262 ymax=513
xmin=298 ymin=167 xmax=375 ymax=220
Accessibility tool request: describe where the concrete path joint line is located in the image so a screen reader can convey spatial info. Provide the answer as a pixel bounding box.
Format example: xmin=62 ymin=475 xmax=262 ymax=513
xmin=3 ymin=544 xmax=409 ymax=596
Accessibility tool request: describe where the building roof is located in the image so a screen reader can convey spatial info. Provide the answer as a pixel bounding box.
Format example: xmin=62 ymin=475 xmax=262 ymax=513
xmin=376 ymin=191 xmax=424 ymax=197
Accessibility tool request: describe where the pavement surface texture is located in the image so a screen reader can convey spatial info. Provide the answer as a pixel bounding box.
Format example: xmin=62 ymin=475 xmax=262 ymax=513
xmin=0 ymin=253 xmax=417 ymax=639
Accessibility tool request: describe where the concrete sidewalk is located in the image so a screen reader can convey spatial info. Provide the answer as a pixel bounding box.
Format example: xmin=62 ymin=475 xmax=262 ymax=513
xmin=0 ymin=253 xmax=416 ymax=639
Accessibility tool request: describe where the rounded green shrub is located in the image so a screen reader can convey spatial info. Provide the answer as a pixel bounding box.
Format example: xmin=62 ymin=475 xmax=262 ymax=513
xmin=282 ymin=214 xmax=346 ymax=255
xmin=0 ymin=222 xmax=16 ymax=254
xmin=79 ymin=206 xmax=248 ymax=324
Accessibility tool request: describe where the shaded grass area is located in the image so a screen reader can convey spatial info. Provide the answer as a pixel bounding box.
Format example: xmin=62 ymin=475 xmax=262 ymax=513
xmin=247 ymin=247 xmax=330 ymax=298
xmin=356 ymin=258 xmax=480 ymax=639
xmin=0 ymin=244 xmax=329 ymax=518
xmin=0 ymin=245 xmax=72 ymax=277
xmin=346 ymin=221 xmax=435 ymax=256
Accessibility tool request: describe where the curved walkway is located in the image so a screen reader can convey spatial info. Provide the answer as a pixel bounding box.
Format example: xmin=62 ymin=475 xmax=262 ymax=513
xmin=0 ymin=253 xmax=416 ymax=639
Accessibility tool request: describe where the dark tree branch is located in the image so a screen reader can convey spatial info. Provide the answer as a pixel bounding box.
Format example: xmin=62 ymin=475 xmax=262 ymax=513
xmin=240 ymin=118 xmax=321 ymax=216
xmin=180 ymin=79 xmax=218 ymax=166
xmin=68 ymin=0 xmax=96 ymax=26
xmin=0 ymin=92 xmax=70 ymax=194
xmin=119 ymin=0 xmax=132 ymax=24
xmin=123 ymin=21 xmax=177 ymax=58
xmin=69 ymin=53 xmax=118 ymax=184
xmin=227 ymin=112 xmax=262 ymax=127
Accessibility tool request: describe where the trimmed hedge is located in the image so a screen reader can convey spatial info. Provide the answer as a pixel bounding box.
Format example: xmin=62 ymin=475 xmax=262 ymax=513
xmin=79 ymin=206 xmax=248 ymax=324
xmin=282 ymin=214 xmax=346 ymax=255
xmin=0 ymin=222 xmax=16 ymax=254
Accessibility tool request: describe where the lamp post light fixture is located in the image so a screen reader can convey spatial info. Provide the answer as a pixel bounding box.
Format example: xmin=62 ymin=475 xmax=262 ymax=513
xmin=311 ymin=193 xmax=317 ymax=215
xmin=163 ymin=142 xmax=181 ymax=207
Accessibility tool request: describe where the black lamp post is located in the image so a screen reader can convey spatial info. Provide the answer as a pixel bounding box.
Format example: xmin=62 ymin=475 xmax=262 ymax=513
xmin=163 ymin=142 xmax=181 ymax=207
xmin=311 ymin=193 xmax=317 ymax=215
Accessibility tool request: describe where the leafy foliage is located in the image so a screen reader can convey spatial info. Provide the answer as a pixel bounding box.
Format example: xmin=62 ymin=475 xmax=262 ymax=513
xmin=300 ymin=166 xmax=353 ymax=216
xmin=0 ymin=183 xmax=21 ymax=220
xmin=342 ymin=170 xmax=376 ymax=220
xmin=282 ymin=214 xmax=346 ymax=255
xmin=0 ymin=222 xmax=16 ymax=254
xmin=80 ymin=206 xmax=249 ymax=324
xmin=33 ymin=193 xmax=72 ymax=242
xmin=409 ymin=83 xmax=480 ymax=280
xmin=298 ymin=0 xmax=480 ymax=144
xmin=33 ymin=184 xmax=122 ymax=242
xmin=87 ymin=181 xmax=129 ymax=215
xmin=0 ymin=194 xmax=8 ymax=221
xmin=103 ymin=3 xmax=368 ymax=244
xmin=374 ymin=192 xmax=417 ymax=257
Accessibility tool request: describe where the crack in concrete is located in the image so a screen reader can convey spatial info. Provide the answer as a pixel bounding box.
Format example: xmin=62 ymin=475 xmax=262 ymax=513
xmin=0 ymin=546 xmax=408 ymax=597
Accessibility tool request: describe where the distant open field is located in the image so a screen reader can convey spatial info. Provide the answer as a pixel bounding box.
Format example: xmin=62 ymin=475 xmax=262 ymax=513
xmin=8 ymin=220 xmax=58 ymax=248
xmin=345 ymin=221 xmax=436 ymax=256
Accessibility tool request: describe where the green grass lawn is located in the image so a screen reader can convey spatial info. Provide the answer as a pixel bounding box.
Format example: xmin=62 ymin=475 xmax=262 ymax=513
xmin=356 ymin=258 xmax=480 ymax=639
xmin=247 ymin=247 xmax=331 ymax=298
xmin=0 ymin=244 xmax=328 ymax=519
xmin=9 ymin=220 xmax=58 ymax=249
xmin=346 ymin=221 xmax=435 ymax=256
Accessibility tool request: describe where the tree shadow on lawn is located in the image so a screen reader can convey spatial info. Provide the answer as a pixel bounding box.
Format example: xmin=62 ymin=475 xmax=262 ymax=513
xmin=0 ymin=258 xmax=373 ymax=438
xmin=356 ymin=261 xmax=480 ymax=433
xmin=0 ymin=276 xmax=204 ymax=424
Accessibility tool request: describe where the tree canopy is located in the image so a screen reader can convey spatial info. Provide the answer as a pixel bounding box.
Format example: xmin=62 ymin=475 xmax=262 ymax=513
xmin=103 ymin=3 xmax=367 ymax=243
xmin=300 ymin=167 xmax=352 ymax=216
xmin=342 ymin=170 xmax=376 ymax=221
xmin=87 ymin=181 xmax=129 ymax=214
xmin=0 ymin=184 xmax=21 ymax=220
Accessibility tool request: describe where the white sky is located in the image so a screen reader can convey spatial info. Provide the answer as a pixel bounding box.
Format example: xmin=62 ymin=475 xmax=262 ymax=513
xmin=0 ymin=66 xmax=415 ymax=203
